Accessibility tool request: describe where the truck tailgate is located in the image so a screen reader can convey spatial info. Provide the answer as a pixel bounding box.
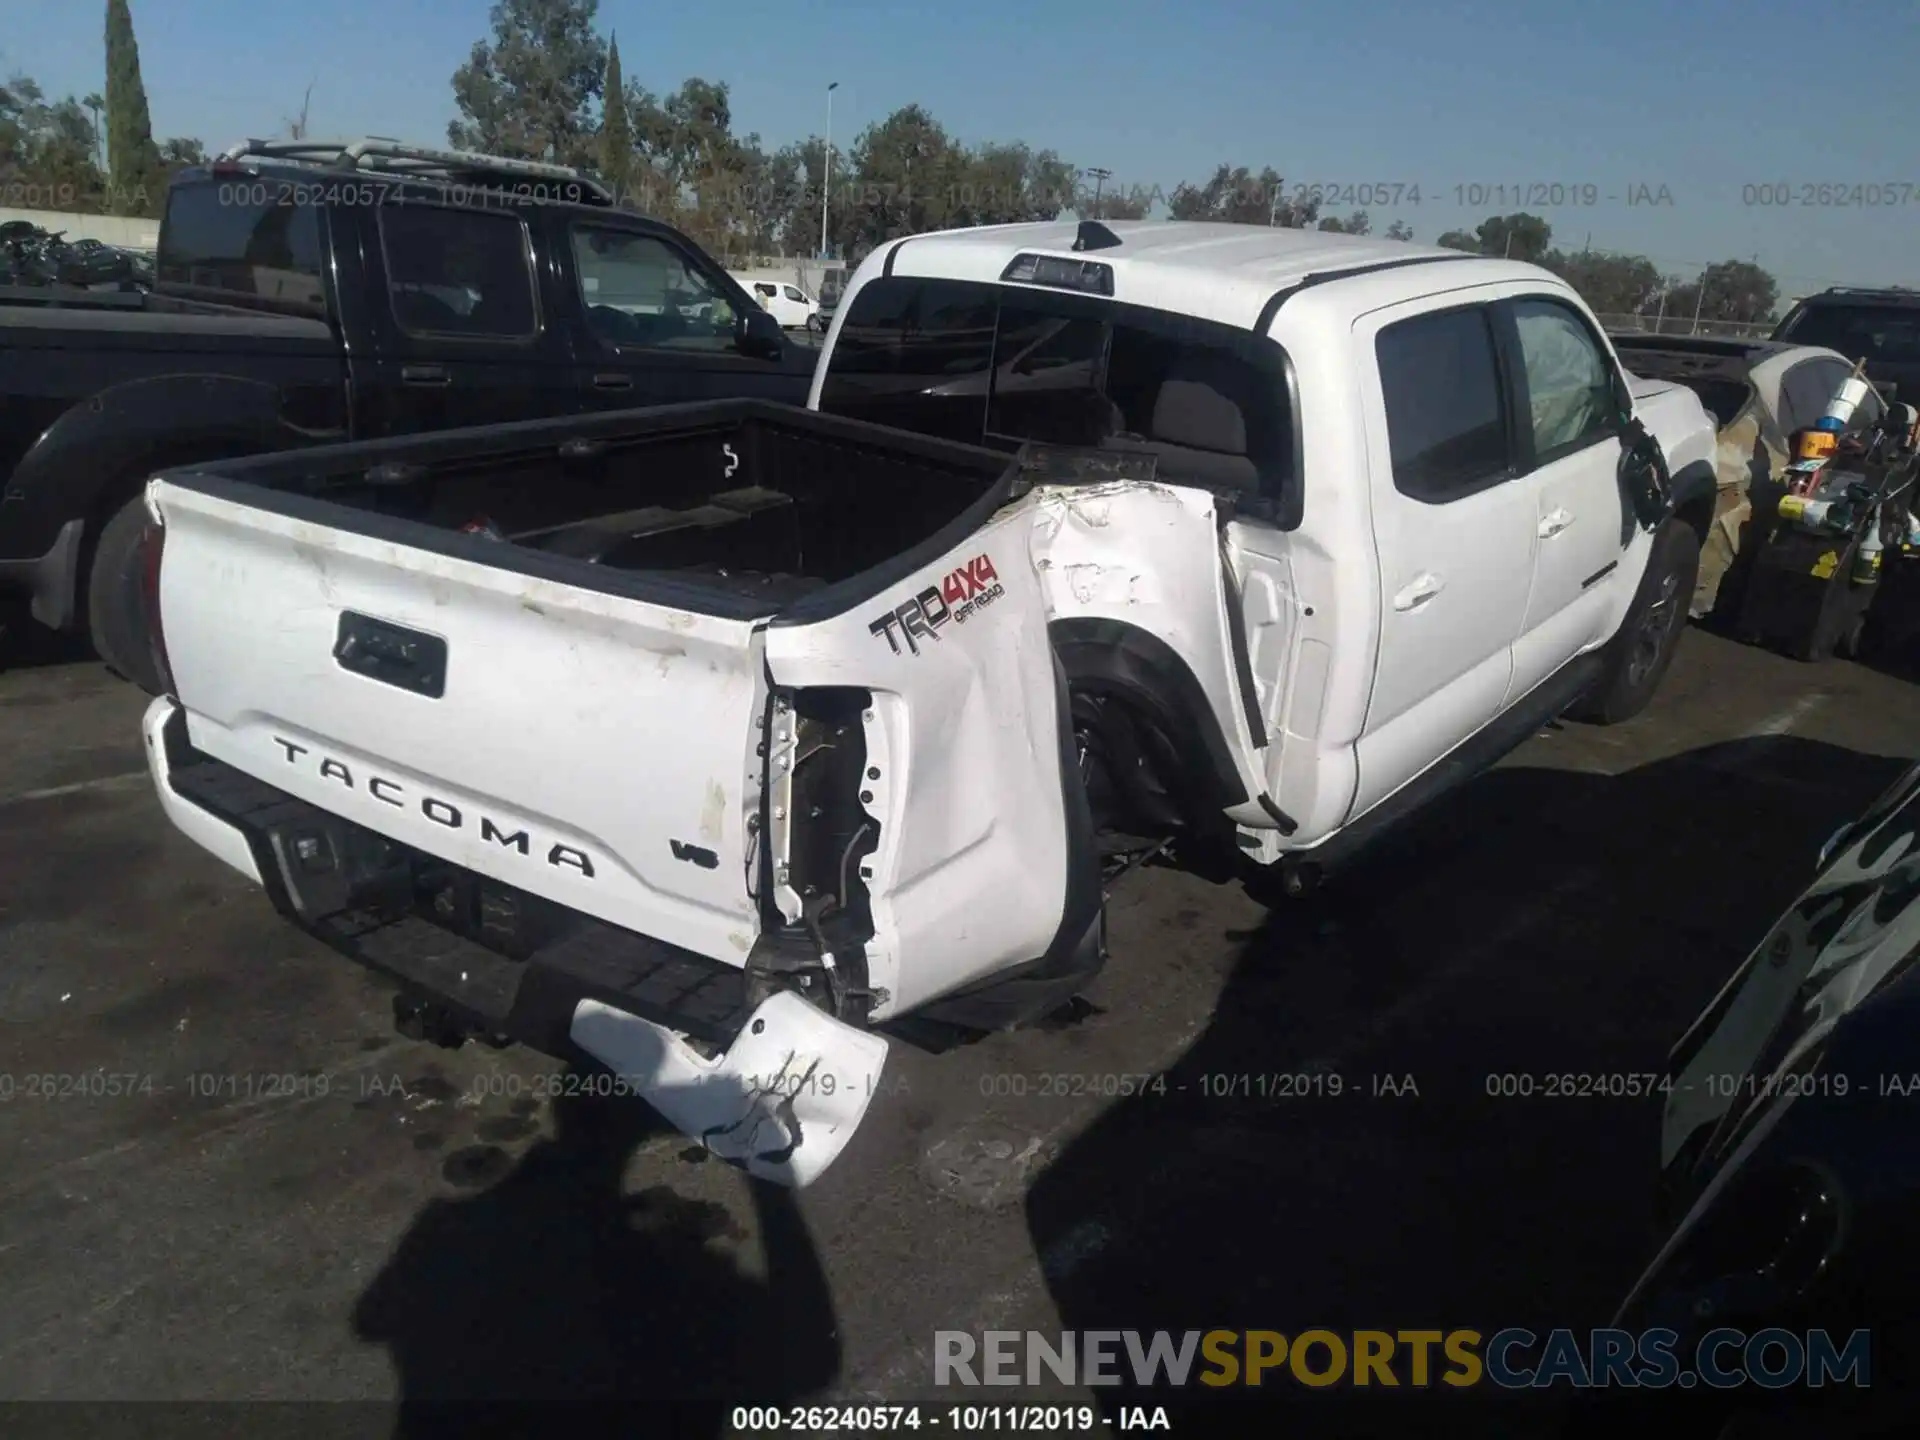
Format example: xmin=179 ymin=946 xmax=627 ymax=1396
xmin=151 ymin=479 xmax=768 ymax=966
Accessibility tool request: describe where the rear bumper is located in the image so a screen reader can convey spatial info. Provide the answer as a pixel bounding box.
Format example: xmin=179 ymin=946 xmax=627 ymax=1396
xmin=142 ymin=696 xmax=888 ymax=1186
xmin=0 ymin=518 xmax=84 ymax=629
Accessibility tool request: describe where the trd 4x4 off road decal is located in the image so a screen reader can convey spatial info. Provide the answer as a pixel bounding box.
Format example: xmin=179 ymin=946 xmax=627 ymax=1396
xmin=868 ymin=553 xmax=1005 ymax=655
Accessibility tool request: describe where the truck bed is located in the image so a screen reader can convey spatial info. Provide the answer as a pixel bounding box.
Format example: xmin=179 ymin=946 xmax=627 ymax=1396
xmin=145 ymin=396 xmax=1083 ymax=1164
xmin=0 ymin=294 xmax=336 ymax=352
xmin=164 ymin=398 xmax=1017 ymax=613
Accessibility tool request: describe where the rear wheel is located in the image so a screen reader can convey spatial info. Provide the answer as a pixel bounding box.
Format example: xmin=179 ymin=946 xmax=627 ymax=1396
xmin=85 ymin=495 xmax=161 ymax=695
xmin=1569 ymin=520 xmax=1699 ymax=725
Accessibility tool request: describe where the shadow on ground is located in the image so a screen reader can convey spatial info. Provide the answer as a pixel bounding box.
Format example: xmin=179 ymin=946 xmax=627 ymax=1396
xmin=1026 ymin=735 xmax=1911 ymax=1438
xmin=0 ymin=601 xmax=98 ymax=674
xmin=351 ymin=1089 xmax=839 ymax=1435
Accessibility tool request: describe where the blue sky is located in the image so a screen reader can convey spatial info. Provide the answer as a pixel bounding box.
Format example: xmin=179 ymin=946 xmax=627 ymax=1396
xmin=11 ymin=0 xmax=1919 ymax=299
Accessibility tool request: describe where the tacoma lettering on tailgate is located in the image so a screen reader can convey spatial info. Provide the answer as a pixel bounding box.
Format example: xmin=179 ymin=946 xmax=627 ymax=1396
xmin=272 ymin=737 xmax=596 ymax=876
xmin=866 ymin=552 xmax=1005 ymax=655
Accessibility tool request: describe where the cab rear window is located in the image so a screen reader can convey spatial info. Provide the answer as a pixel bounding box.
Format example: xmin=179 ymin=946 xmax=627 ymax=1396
xmin=156 ymin=181 xmax=327 ymax=317
xmin=818 ymin=275 xmax=1293 ymax=502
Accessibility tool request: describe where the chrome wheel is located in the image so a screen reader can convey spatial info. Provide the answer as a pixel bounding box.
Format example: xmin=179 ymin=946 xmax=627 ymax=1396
xmin=1625 ymin=570 xmax=1681 ymax=689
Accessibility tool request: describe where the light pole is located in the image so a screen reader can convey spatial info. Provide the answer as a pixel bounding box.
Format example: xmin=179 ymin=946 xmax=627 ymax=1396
xmin=1084 ymin=166 xmax=1111 ymax=220
xmin=821 ymin=82 xmax=839 ymax=260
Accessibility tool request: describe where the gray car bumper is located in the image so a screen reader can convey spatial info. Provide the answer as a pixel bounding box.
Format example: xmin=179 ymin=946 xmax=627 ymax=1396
xmin=0 ymin=518 xmax=85 ymax=630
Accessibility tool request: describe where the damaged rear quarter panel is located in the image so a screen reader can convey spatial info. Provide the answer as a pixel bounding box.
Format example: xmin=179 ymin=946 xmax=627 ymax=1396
xmin=761 ymin=498 xmax=1071 ymax=1017
xmin=1029 ymin=479 xmax=1265 ymax=802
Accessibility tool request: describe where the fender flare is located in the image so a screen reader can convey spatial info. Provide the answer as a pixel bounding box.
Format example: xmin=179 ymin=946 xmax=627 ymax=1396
xmin=8 ymin=371 xmax=342 ymax=624
xmin=1048 ymin=616 xmax=1251 ymax=816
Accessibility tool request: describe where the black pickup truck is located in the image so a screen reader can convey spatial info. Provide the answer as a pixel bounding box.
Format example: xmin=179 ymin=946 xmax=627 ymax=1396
xmin=0 ymin=138 xmax=815 ymax=690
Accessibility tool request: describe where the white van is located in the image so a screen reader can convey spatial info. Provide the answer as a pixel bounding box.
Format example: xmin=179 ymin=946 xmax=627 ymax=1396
xmin=730 ymin=271 xmax=819 ymax=330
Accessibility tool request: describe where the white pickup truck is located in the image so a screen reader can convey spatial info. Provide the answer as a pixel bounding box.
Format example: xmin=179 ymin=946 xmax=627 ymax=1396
xmin=138 ymin=220 xmax=1719 ymax=1185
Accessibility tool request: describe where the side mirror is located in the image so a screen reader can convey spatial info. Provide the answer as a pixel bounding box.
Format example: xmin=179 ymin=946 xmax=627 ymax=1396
xmin=736 ymin=305 xmax=785 ymax=359
xmin=1618 ymin=417 xmax=1674 ymax=532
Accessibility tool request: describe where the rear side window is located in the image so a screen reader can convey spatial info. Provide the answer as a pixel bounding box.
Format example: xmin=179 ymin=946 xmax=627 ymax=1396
xmin=1376 ymin=307 xmax=1511 ymax=502
xmin=820 ymin=275 xmax=1290 ymax=496
xmin=1778 ymin=304 xmax=1920 ymax=367
xmin=156 ymin=181 xmax=326 ymax=317
xmin=379 ymin=206 xmax=537 ymax=340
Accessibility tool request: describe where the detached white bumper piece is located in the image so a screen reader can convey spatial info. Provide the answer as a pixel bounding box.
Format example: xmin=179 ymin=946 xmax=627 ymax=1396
xmin=571 ymin=989 xmax=890 ymax=1188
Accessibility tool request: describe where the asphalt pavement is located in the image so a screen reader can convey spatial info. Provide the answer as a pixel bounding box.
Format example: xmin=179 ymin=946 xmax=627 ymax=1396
xmin=2 ymin=612 xmax=1917 ymax=1436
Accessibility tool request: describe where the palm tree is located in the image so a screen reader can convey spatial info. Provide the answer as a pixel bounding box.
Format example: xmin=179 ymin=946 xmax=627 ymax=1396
xmin=83 ymin=92 xmax=104 ymax=168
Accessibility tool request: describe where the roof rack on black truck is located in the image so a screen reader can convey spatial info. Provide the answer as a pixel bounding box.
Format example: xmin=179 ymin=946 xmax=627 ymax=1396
xmin=0 ymin=136 xmax=813 ymax=686
xmin=139 ymin=219 xmax=1719 ymax=1186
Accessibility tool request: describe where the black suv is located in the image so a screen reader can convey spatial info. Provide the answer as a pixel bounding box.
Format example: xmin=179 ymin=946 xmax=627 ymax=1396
xmin=1772 ymin=286 xmax=1920 ymax=405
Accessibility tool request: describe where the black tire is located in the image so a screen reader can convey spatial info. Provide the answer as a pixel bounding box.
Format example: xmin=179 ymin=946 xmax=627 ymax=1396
xmin=1568 ymin=519 xmax=1699 ymax=725
xmin=85 ymin=495 xmax=162 ymax=695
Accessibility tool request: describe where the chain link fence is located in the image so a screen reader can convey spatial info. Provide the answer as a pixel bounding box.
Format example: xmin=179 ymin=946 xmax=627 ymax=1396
xmin=1594 ymin=312 xmax=1775 ymax=340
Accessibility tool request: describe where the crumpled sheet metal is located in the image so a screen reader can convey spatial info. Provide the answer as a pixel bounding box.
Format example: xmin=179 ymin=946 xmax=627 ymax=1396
xmin=1694 ymin=404 xmax=1787 ymax=618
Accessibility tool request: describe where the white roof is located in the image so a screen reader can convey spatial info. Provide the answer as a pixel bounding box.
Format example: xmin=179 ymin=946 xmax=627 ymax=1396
xmin=884 ymin=220 xmax=1490 ymax=329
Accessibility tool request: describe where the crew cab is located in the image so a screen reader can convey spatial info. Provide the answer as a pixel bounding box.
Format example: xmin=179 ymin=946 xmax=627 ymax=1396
xmin=138 ymin=220 xmax=1719 ymax=1186
xmin=0 ymin=137 xmax=812 ymax=689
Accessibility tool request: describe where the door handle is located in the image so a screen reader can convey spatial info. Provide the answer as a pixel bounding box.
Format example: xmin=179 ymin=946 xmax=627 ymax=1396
xmin=1392 ymin=573 xmax=1444 ymax=612
xmin=1539 ymin=508 xmax=1574 ymax=538
xmin=591 ymin=373 xmax=633 ymax=390
xmin=400 ymin=364 xmax=449 ymax=387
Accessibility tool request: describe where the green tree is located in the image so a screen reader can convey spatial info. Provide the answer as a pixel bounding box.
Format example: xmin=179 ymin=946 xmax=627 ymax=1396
xmin=2 ymin=73 xmax=109 ymax=211
xmin=1168 ymin=164 xmax=1316 ymax=226
xmin=650 ymin=79 xmax=764 ymax=258
xmin=83 ymin=92 xmax=104 ymax=167
xmin=1094 ymin=183 xmax=1151 ymax=220
xmin=448 ymin=0 xmax=608 ymax=167
xmin=158 ymin=137 xmax=204 ymax=165
xmin=1542 ymin=249 xmax=1665 ymax=316
xmin=1318 ymin=210 xmax=1370 ymax=235
xmin=1474 ymin=211 xmax=1552 ymax=262
xmin=840 ymin=105 xmax=966 ymax=251
xmin=1695 ymin=258 xmax=1779 ymax=326
xmin=105 ymin=0 xmax=167 ymax=217
xmin=767 ymin=137 xmax=841 ymax=256
xmin=1662 ymin=260 xmax=1781 ymax=329
xmin=1385 ymin=219 xmax=1414 ymax=241
xmin=599 ymin=35 xmax=633 ymax=203
xmin=951 ymin=142 xmax=1075 ymax=226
